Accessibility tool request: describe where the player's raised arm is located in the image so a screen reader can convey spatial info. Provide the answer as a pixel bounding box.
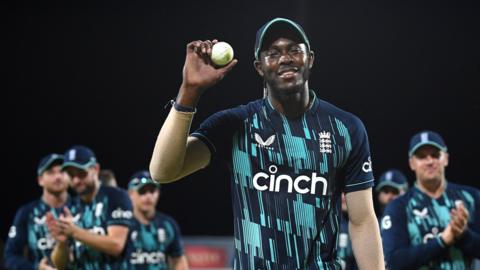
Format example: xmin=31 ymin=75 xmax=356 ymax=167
xmin=149 ymin=40 xmax=237 ymax=183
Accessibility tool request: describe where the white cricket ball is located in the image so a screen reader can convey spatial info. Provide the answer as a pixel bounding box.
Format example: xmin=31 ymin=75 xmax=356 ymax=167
xmin=211 ymin=42 xmax=234 ymax=67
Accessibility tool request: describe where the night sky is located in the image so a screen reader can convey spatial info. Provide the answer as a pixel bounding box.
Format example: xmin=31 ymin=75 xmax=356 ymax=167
xmin=5 ymin=0 xmax=479 ymax=239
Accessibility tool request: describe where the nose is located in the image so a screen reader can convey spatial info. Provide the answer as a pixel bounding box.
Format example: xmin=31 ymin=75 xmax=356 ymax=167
xmin=278 ymin=52 xmax=293 ymax=64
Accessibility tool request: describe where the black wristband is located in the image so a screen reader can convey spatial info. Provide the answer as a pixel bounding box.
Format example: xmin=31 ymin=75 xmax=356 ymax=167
xmin=165 ymin=99 xmax=196 ymax=113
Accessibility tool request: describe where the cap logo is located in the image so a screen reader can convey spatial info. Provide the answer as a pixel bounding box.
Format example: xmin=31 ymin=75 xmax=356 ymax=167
xmin=420 ymin=132 xmax=429 ymax=143
xmin=69 ymin=149 xmax=76 ymax=161
xmin=385 ymin=171 xmax=393 ymax=181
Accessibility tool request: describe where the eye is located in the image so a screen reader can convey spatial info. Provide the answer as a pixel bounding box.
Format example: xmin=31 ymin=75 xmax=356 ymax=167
xmin=265 ymin=50 xmax=280 ymax=58
xmin=289 ymin=47 xmax=303 ymax=55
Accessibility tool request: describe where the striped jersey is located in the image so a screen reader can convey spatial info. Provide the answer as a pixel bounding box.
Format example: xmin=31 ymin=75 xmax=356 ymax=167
xmin=191 ymin=91 xmax=375 ymax=269
xmin=4 ymin=197 xmax=72 ymax=270
xmin=126 ymin=212 xmax=184 ymax=270
xmin=381 ymin=182 xmax=480 ymax=270
xmin=68 ymin=185 xmax=133 ymax=270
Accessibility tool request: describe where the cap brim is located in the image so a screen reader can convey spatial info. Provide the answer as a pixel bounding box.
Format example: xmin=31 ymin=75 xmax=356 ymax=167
xmin=409 ymin=142 xmax=447 ymax=157
xmin=37 ymin=156 xmax=64 ymax=175
xmin=61 ymin=160 xmax=96 ymax=171
xmin=375 ymin=182 xmax=406 ymax=192
xmin=129 ymin=182 xmax=159 ymax=191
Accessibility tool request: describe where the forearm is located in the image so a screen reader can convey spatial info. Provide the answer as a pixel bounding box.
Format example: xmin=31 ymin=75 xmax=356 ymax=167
xmin=72 ymin=228 xmax=125 ymax=257
xmin=51 ymin=241 xmax=69 ymax=270
xmin=169 ymin=255 xmax=189 ymax=270
xmin=349 ymin=213 xmax=384 ymax=270
xmin=149 ymin=107 xmax=195 ymax=183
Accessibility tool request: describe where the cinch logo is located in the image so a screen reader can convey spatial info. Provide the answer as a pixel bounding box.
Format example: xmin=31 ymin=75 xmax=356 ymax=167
xmin=37 ymin=236 xmax=55 ymax=250
xmin=130 ymin=250 xmax=166 ymax=264
xmin=253 ymin=165 xmax=328 ymax=195
xmin=111 ymin=208 xmax=133 ymax=219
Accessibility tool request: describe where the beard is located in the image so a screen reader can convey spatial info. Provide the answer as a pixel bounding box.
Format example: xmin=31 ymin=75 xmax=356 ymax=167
xmin=75 ymin=182 xmax=95 ymax=196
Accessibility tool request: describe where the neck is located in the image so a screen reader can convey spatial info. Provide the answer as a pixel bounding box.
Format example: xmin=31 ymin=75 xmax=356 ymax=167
xmin=416 ymin=177 xmax=446 ymax=199
xmin=268 ymin=85 xmax=310 ymax=119
xmin=42 ymin=191 xmax=68 ymax=208
xmin=81 ymin=180 xmax=100 ymax=203
xmin=134 ymin=208 xmax=155 ymax=225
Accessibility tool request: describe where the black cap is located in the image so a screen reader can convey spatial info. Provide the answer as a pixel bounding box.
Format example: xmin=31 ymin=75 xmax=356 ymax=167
xmin=37 ymin=153 xmax=64 ymax=176
xmin=254 ymin=17 xmax=310 ymax=60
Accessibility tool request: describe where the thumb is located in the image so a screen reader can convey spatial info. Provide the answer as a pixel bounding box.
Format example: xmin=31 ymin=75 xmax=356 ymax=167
xmin=63 ymin=206 xmax=72 ymax=217
xmin=218 ymin=59 xmax=238 ymax=75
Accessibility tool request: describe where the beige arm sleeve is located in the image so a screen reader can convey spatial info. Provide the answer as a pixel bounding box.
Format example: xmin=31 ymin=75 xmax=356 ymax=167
xmin=149 ymin=107 xmax=211 ymax=183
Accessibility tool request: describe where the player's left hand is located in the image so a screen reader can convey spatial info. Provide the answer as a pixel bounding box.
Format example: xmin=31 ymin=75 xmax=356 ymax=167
xmin=57 ymin=207 xmax=77 ymax=237
xmin=38 ymin=257 xmax=56 ymax=270
xmin=449 ymin=201 xmax=469 ymax=239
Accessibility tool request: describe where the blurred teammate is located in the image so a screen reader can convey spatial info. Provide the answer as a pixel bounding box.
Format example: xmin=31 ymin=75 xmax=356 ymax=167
xmin=4 ymin=153 xmax=69 ymax=270
xmin=375 ymin=169 xmax=409 ymax=217
xmin=47 ymin=145 xmax=133 ymax=269
xmin=126 ymin=170 xmax=188 ymax=270
xmin=99 ymin=169 xmax=118 ymax=187
xmin=149 ymin=17 xmax=383 ymax=269
xmin=381 ymin=131 xmax=480 ymax=269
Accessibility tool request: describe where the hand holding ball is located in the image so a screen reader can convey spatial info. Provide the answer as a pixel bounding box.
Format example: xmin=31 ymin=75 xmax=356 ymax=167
xmin=211 ymin=42 xmax=234 ymax=67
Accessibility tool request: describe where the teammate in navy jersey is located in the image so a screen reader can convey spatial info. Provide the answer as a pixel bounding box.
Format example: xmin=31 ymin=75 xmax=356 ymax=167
xmin=149 ymin=17 xmax=384 ymax=269
xmin=4 ymin=153 xmax=69 ymax=270
xmin=375 ymin=169 xmax=409 ymax=218
xmin=381 ymin=131 xmax=480 ymax=269
xmin=126 ymin=170 xmax=188 ymax=270
xmin=47 ymin=145 xmax=133 ymax=270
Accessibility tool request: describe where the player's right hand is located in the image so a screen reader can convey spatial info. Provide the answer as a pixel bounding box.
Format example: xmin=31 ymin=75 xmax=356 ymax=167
xmin=181 ymin=40 xmax=238 ymax=95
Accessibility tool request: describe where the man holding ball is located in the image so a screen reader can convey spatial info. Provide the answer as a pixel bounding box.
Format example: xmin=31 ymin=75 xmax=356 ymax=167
xmin=149 ymin=17 xmax=384 ymax=269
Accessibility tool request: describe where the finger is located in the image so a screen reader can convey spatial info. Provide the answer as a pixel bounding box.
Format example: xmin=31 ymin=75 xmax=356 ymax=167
xmin=218 ymin=59 xmax=238 ymax=74
xmin=205 ymin=40 xmax=213 ymax=56
xmin=63 ymin=206 xmax=72 ymax=217
xmin=187 ymin=40 xmax=202 ymax=53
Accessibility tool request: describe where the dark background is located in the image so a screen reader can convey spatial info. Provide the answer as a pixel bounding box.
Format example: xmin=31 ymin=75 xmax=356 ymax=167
xmin=4 ymin=0 xmax=479 ymax=240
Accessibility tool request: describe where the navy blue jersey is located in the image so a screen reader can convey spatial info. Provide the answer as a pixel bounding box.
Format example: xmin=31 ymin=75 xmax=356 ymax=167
xmin=381 ymin=182 xmax=480 ymax=270
xmin=4 ymin=197 xmax=72 ymax=270
xmin=126 ymin=212 xmax=184 ymax=270
xmin=337 ymin=213 xmax=358 ymax=270
xmin=68 ymin=185 xmax=133 ymax=270
xmin=191 ymin=91 xmax=375 ymax=269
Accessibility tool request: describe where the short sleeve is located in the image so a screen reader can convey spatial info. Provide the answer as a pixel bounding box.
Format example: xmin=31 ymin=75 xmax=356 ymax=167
xmin=343 ymin=116 xmax=375 ymax=193
xmin=106 ymin=188 xmax=134 ymax=227
xmin=191 ymin=106 xmax=248 ymax=160
xmin=164 ymin=216 xmax=184 ymax=258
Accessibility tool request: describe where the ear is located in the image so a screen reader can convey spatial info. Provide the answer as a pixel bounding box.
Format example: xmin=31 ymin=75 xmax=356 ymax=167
xmin=38 ymin=175 xmax=44 ymax=187
xmin=408 ymin=157 xmax=415 ymax=171
xmin=443 ymin=152 xmax=449 ymax=167
xmin=254 ymin=60 xmax=264 ymax=77
xmin=307 ymin=50 xmax=315 ymax=69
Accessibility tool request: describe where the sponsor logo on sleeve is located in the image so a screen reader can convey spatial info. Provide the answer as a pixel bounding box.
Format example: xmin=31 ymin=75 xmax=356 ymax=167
xmin=362 ymin=157 xmax=372 ymax=173
xmin=8 ymin=226 xmax=16 ymax=238
xmin=111 ymin=208 xmax=133 ymax=219
xmin=381 ymin=215 xmax=392 ymax=230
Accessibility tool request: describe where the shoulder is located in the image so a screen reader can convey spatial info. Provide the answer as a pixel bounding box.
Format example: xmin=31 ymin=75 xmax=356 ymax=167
xmin=385 ymin=190 xmax=414 ymax=213
xmin=16 ymin=200 xmax=39 ymax=216
xmin=155 ymin=212 xmax=180 ymax=227
xmin=317 ymin=98 xmax=367 ymax=132
xmin=448 ymin=182 xmax=480 ymax=200
xmin=205 ymin=99 xmax=262 ymax=122
xmin=100 ymin=185 xmax=129 ymax=197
